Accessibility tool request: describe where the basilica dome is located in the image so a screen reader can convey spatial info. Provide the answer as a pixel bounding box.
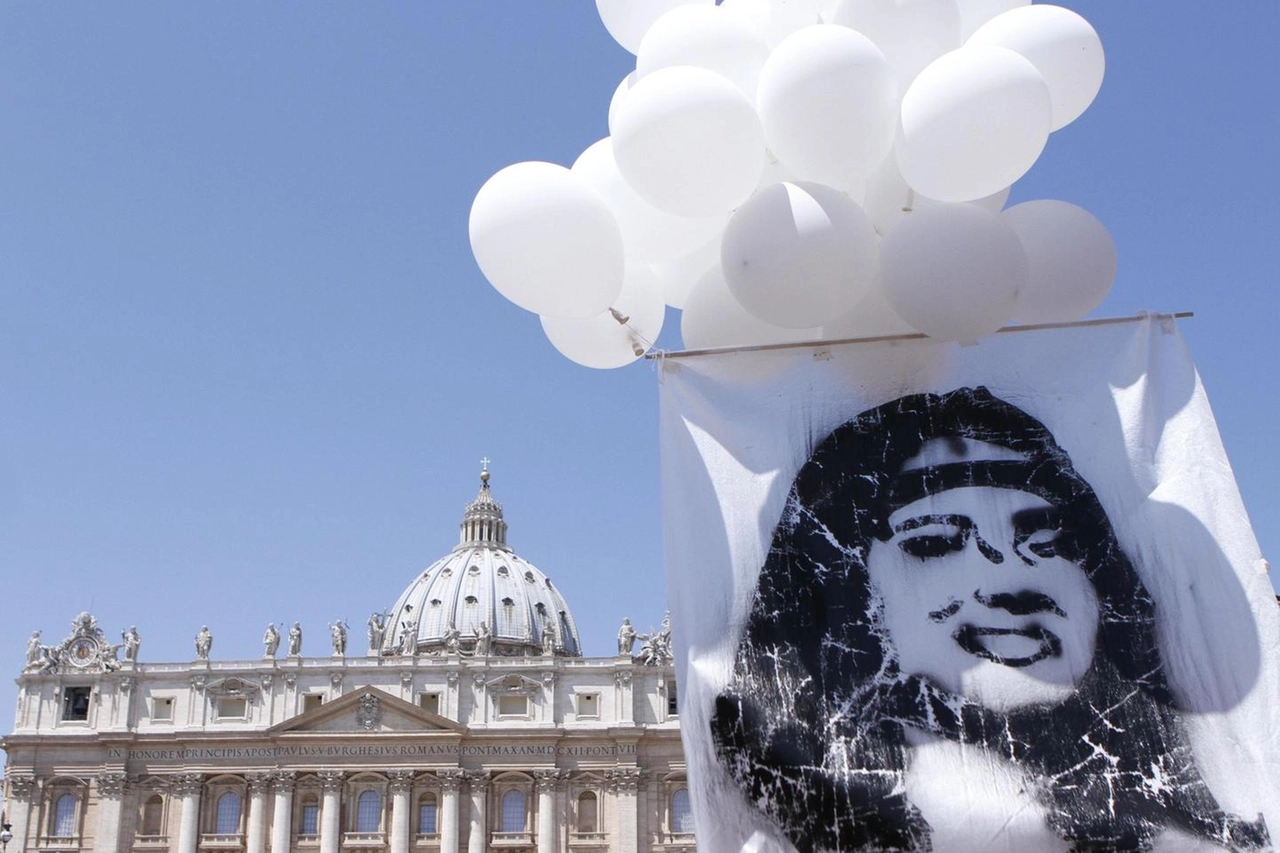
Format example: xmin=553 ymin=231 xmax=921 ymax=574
xmin=380 ymin=469 xmax=582 ymax=657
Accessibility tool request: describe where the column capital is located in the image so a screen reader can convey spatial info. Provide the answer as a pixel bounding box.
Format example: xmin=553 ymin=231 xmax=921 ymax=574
xmin=271 ymin=771 xmax=297 ymax=793
xmin=388 ymin=769 xmax=415 ymax=794
xmin=318 ymin=770 xmax=344 ymax=791
xmin=462 ymin=769 xmax=490 ymax=791
xmin=246 ymin=772 xmax=273 ymax=795
xmin=96 ymin=772 xmax=129 ymax=799
xmin=171 ymin=773 xmax=204 ymax=797
xmin=532 ymin=768 xmax=568 ymax=793
xmin=6 ymin=773 xmax=36 ymax=800
xmin=604 ymin=767 xmax=645 ymax=793
xmin=436 ymin=768 xmax=466 ymax=793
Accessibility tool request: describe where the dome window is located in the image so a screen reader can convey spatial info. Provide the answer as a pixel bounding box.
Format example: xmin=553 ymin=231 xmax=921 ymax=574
xmin=524 ymin=571 xmax=535 ymax=583
xmin=430 ymin=599 xmax=442 ymax=607
xmin=464 ymin=596 xmax=478 ymax=605
xmin=501 ymin=597 xmax=515 ymax=607
xmin=468 ymin=565 xmax=480 ymax=576
xmin=441 ymin=568 xmax=453 ymax=577
xmin=545 ymin=578 xmax=553 ymax=588
xmin=497 ymin=566 xmax=509 ymax=577
xmin=535 ymin=603 xmax=547 ymax=617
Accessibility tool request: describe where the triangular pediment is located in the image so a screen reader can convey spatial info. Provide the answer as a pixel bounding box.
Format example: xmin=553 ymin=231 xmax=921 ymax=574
xmin=266 ymin=686 xmax=465 ymax=735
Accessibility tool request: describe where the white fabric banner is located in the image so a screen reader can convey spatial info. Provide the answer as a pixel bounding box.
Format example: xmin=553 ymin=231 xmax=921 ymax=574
xmin=659 ymin=317 xmax=1280 ymax=853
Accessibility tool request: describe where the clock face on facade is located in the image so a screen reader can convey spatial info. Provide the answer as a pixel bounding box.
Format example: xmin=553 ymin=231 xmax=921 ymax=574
xmin=67 ymin=637 xmax=99 ymax=668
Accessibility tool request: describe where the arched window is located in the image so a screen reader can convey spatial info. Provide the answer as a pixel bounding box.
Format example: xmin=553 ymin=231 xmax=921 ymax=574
xmin=215 ymin=791 xmax=242 ymax=834
xmin=576 ymin=792 xmax=598 ymax=833
xmin=670 ymin=788 xmax=694 ymax=833
xmin=141 ymin=795 xmax=164 ymax=836
xmin=356 ymin=790 xmax=381 ymax=833
xmin=52 ymin=794 xmax=77 ymax=837
xmin=418 ymin=793 xmax=438 ymax=835
xmin=299 ymin=795 xmax=319 ymax=836
xmin=500 ymin=790 xmax=526 ymax=832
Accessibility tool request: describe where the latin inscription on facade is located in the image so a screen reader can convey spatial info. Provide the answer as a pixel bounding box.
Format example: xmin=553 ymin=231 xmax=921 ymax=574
xmin=107 ymin=743 xmax=636 ymax=762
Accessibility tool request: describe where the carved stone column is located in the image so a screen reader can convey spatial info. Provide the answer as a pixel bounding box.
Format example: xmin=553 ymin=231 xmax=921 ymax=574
xmin=533 ymin=770 xmax=564 ymax=853
xmin=4 ymin=775 xmax=34 ymax=853
xmin=388 ymin=770 xmax=414 ymax=853
xmin=607 ymin=768 xmax=643 ymax=853
xmin=319 ymin=771 xmax=344 ymax=853
xmin=245 ymin=773 xmax=271 ymax=853
xmin=173 ymin=774 xmax=204 ymax=853
xmin=465 ymin=771 xmax=490 ymax=853
xmin=94 ymin=773 xmax=128 ymax=853
xmin=269 ymin=772 xmax=296 ymax=853
xmin=438 ymin=769 xmax=465 ymax=853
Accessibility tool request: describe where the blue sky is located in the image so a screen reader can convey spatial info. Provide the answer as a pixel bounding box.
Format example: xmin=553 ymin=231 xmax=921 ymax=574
xmin=0 ymin=2 xmax=1276 ymax=722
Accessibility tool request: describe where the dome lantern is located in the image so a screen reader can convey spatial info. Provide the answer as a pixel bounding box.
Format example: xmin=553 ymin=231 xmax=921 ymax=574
xmin=459 ymin=461 xmax=509 ymax=550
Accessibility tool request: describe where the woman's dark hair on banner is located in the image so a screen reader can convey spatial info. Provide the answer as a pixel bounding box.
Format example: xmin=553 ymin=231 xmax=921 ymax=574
xmin=711 ymin=387 xmax=1269 ymax=852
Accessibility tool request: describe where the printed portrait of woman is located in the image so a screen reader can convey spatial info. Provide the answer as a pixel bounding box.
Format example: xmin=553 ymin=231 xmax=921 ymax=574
xmin=711 ymin=387 xmax=1270 ymax=852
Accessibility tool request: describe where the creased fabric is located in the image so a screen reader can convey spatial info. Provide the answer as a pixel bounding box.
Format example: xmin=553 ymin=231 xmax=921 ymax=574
xmin=659 ymin=319 xmax=1280 ymax=853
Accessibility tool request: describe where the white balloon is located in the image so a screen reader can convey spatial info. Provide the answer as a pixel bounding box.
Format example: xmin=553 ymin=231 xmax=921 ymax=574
xmin=967 ymin=5 xmax=1105 ymax=130
xmin=572 ymin=138 xmax=729 ymax=266
xmin=722 ymin=182 xmax=878 ymax=328
xmin=880 ymin=203 xmax=1027 ymax=342
xmin=897 ymin=46 xmax=1051 ymax=202
xmin=830 ymin=0 xmax=962 ymax=90
xmin=682 ymin=266 xmax=820 ymax=349
xmin=607 ymin=71 xmax=637 ymax=136
xmin=1003 ymin=200 xmax=1116 ymax=324
xmin=469 ymin=161 xmax=624 ymax=319
xmin=652 ymin=236 xmax=722 ymax=309
xmin=955 ymin=0 xmax=1028 ymax=40
xmin=594 ymin=0 xmax=715 ymax=55
xmin=541 ymin=266 xmax=667 ymax=369
xmin=612 ymin=66 xmax=766 ymax=217
xmin=758 ymin=149 xmax=801 ymax=189
xmin=822 ymin=276 xmax=917 ymax=339
xmin=723 ymin=0 xmax=824 ymax=47
xmin=757 ymin=25 xmax=898 ymax=189
xmin=637 ymin=5 xmax=770 ymax=100
xmin=863 ymin=152 xmax=1009 ymax=235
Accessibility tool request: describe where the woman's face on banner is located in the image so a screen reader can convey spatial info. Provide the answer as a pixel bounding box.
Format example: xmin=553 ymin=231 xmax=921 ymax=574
xmin=865 ymin=485 xmax=1099 ymax=710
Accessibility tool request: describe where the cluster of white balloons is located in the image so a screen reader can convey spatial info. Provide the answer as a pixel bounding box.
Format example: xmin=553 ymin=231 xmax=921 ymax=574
xmin=469 ymin=0 xmax=1116 ymax=368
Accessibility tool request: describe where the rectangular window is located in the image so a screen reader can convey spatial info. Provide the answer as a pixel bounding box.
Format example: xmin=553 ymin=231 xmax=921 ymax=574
xmin=217 ymin=697 xmax=247 ymax=719
xmin=666 ymin=679 xmax=679 ymax=717
xmin=498 ymin=694 xmax=528 ymax=717
xmin=299 ymin=803 xmax=319 ymax=836
xmin=576 ymin=693 xmax=599 ymax=718
xmin=152 ymin=697 xmax=174 ymax=721
xmin=418 ymin=693 xmax=440 ymax=715
xmin=61 ymin=687 xmax=91 ymax=721
xmin=303 ymin=694 xmax=324 ymax=713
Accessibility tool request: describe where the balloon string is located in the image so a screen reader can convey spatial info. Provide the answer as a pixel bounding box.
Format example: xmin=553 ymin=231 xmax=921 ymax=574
xmin=610 ymin=306 xmax=655 ymax=357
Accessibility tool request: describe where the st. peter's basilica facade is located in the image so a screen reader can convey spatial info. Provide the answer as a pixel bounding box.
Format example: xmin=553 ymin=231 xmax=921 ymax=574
xmin=1 ymin=471 xmax=693 ymax=853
